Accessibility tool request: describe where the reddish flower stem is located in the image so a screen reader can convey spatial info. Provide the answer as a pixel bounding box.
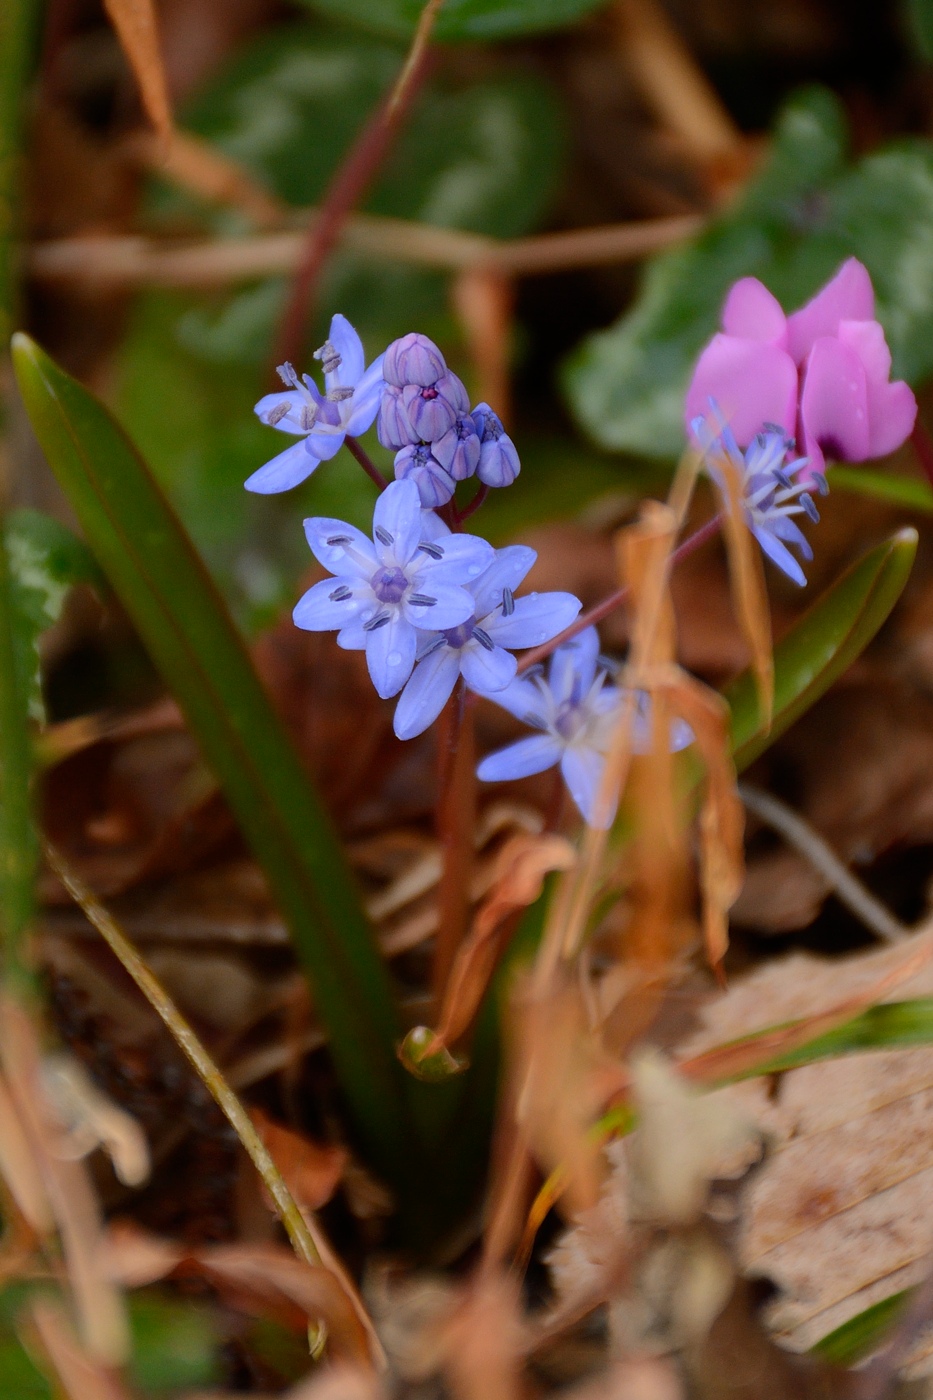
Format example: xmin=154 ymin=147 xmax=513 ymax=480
xmin=344 ymin=436 xmax=389 ymax=490
xmin=433 ymin=682 xmax=476 ymax=1015
xmin=911 ymin=420 xmax=933 ymax=492
xmin=454 ymin=482 xmax=489 ymax=524
xmin=516 ymin=511 xmax=723 ymax=675
xmin=270 ymin=0 xmax=444 ymax=377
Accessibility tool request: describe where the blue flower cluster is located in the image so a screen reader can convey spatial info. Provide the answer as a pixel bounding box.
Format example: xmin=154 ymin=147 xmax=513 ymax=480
xmin=691 ymin=404 xmax=827 ymax=588
xmin=245 ymin=317 xmax=825 ymax=828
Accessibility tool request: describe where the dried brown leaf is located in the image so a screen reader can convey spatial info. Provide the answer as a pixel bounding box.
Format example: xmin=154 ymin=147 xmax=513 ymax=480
xmin=124 ymin=129 xmax=282 ymax=226
xmin=250 ymin=1109 xmax=347 ymax=1213
xmin=441 ymin=1272 xmax=525 ymax=1400
xmin=102 ymin=0 xmax=173 ymax=139
xmin=676 ymin=928 xmax=933 ymax=1370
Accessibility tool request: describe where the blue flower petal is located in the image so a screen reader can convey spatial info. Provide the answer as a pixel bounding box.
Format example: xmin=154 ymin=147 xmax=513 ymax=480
xmin=303 ymin=517 xmax=377 ymax=577
xmin=324 ymin=313 xmax=365 ymax=390
xmin=485 ymin=592 xmax=581 ymax=650
xmin=560 ymin=747 xmax=614 ymax=828
xmin=470 ymin=545 xmax=537 ymax=619
xmin=293 ymin=577 xmax=364 ymax=632
xmin=345 ymin=356 xmax=386 ymax=437
xmin=481 ymin=675 xmax=548 ymax=725
xmin=426 ymin=532 xmax=495 ymax=585
xmin=401 ymin=581 xmax=474 ymax=630
xmin=373 ymin=479 xmax=422 ymax=566
xmin=549 ymin=626 xmax=600 ymax=703
xmin=336 ymin=619 xmax=368 ymax=650
xmin=254 ymin=391 xmax=308 ymax=435
xmin=752 ymin=525 xmax=807 ymax=586
xmin=365 ymin=611 xmax=417 ymax=699
xmin=477 ymin=734 xmax=562 ymax=783
xmin=245 ymin=440 xmax=322 ymax=494
xmin=460 ymin=641 xmax=516 ymax=695
xmin=393 ymin=645 xmax=461 ymax=739
xmin=303 ymin=425 xmax=346 ymax=463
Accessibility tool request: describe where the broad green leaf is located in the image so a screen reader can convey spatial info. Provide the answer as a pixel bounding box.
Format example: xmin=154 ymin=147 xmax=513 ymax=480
xmin=827 ymin=464 xmax=933 ymax=513
xmin=563 ymin=86 xmax=933 ymax=456
xmin=12 ymin=334 xmax=413 ymax=1186
xmin=291 ymin=0 xmax=605 ymax=43
xmin=726 ymin=528 xmax=917 ymax=770
xmin=5 ymin=509 xmax=104 ymax=720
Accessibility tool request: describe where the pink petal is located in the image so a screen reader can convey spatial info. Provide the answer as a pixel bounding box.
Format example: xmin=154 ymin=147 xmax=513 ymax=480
xmin=722 ymin=277 xmax=787 ymax=345
xmin=685 ymin=335 xmax=798 ymax=447
xmin=836 ymin=320 xmax=917 ymax=458
xmin=786 ymin=258 xmax=875 ymax=365
xmin=799 ymin=335 xmax=870 ymax=464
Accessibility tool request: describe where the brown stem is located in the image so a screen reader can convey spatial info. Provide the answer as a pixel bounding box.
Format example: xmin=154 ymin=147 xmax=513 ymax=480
xmin=911 ymin=420 xmax=933 ymax=492
xmin=344 ymin=435 xmax=389 ymax=490
xmin=433 ymin=682 xmax=476 ymax=1014
xmin=270 ymin=0 xmax=444 ymax=376
xmin=516 ymin=511 xmax=722 ymax=675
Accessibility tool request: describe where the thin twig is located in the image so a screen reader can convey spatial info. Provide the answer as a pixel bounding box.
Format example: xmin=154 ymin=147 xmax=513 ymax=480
xmin=344 ymin=436 xmax=389 ymax=490
xmin=738 ymin=785 xmax=908 ymax=944
xmin=516 ymin=511 xmax=722 ymax=675
xmin=27 ymin=216 xmax=702 ymax=289
xmin=271 ymin=0 xmax=445 ymax=375
xmin=43 ymin=841 xmax=385 ymax=1369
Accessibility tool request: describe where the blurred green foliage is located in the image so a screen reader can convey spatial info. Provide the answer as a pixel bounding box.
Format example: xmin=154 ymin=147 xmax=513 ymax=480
xmin=292 ymin=0 xmax=607 ymax=42
xmin=5 ymin=509 xmax=103 ymax=720
xmin=564 ymin=86 xmax=933 ymax=457
xmin=0 ymin=1286 xmax=223 ymax=1397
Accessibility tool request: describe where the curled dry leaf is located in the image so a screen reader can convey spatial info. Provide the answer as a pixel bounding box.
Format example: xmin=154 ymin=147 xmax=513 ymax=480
xmin=102 ymin=1224 xmax=373 ymax=1365
xmin=102 ymin=0 xmax=173 ymax=139
xmin=41 ymin=1052 xmax=150 ymax=1187
xmin=26 ymin=1298 xmax=132 ymax=1400
xmin=677 ymin=927 xmax=933 ymax=1372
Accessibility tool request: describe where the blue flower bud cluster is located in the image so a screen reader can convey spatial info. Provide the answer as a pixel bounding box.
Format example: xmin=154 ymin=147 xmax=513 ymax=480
xmin=378 ymin=332 xmax=520 ymax=506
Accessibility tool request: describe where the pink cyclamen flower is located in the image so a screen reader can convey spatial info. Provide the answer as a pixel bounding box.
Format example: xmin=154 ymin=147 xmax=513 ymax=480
xmin=685 ymin=259 xmax=917 ymax=474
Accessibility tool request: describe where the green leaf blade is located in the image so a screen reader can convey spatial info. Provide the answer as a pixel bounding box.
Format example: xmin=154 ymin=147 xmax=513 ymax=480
xmin=12 ymin=333 xmax=411 ymax=1182
xmin=726 ymin=528 xmax=917 ymax=770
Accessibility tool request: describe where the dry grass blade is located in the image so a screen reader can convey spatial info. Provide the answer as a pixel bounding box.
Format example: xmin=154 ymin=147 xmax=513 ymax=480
xmin=27 ymin=1297 xmax=132 ymax=1400
xmin=123 ymin=130 xmax=282 ymax=226
xmin=678 ymin=924 xmax=933 ymax=1085
xmin=452 ymin=267 xmax=514 ymax=420
xmin=44 ymin=843 xmax=385 ymax=1371
xmin=0 ymin=1065 xmax=52 ymax=1232
xmin=0 ymin=995 xmax=130 ymax=1365
xmin=714 ymin=446 xmax=774 ymax=728
xmin=441 ymin=1272 xmax=525 ymax=1400
xmin=102 ymin=0 xmax=172 ymax=140
xmin=665 ymin=677 xmax=743 ymax=974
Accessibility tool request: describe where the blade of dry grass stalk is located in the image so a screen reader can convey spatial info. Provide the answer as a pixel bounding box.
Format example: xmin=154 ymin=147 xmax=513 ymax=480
xmin=26 ymin=1297 xmax=132 ymax=1400
xmin=715 ymin=446 xmax=774 ymax=728
xmin=44 ymin=844 xmax=385 ymax=1370
xmin=102 ymin=0 xmax=172 ymax=140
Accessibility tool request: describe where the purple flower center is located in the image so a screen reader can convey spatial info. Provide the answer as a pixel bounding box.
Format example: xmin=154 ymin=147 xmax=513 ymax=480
xmin=372 ymin=566 xmax=409 ymax=604
xmin=554 ymin=700 xmax=583 ymax=740
xmin=443 ymin=618 xmax=476 ymax=649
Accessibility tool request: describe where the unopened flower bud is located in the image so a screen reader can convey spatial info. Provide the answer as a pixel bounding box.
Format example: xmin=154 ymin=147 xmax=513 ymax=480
xmin=378 ymin=385 xmax=419 ymax=450
xmin=434 ymin=415 xmax=481 ymax=480
xmin=402 ymin=372 xmax=469 ymax=442
xmin=384 ymin=333 xmax=448 ymax=389
xmin=394 ymin=444 xmax=455 ymax=507
xmin=471 ymin=403 xmax=521 ymax=487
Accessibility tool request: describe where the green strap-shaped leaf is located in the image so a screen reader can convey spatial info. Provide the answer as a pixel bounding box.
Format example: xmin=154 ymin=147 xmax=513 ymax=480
xmin=726 ymin=528 xmax=917 ymax=770
xmin=12 ymin=334 xmax=412 ymax=1181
